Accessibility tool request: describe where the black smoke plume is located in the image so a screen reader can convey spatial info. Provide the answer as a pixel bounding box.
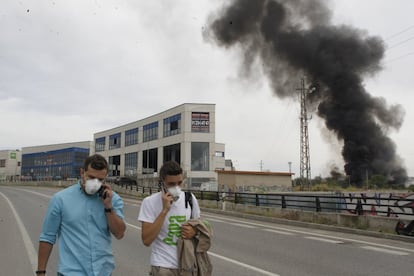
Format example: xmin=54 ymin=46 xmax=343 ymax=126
xmin=205 ymin=0 xmax=407 ymax=186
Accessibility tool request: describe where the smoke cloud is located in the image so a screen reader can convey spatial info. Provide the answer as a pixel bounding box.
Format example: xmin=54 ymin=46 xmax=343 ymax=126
xmin=205 ymin=0 xmax=407 ymax=185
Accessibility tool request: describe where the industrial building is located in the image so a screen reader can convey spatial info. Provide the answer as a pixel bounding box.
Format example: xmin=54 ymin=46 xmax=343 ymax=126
xmin=21 ymin=141 xmax=91 ymax=180
xmin=93 ymin=103 xmax=226 ymax=188
xmin=0 ymin=149 xmax=22 ymax=181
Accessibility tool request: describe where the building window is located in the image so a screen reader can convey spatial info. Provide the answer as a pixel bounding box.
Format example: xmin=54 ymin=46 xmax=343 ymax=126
xmin=164 ymin=143 xmax=181 ymax=164
xmin=124 ymin=152 xmax=138 ymax=176
xmin=109 ymin=155 xmax=120 ymax=176
xmin=125 ymin=128 xmax=138 ymax=146
xmin=109 ymin=133 xmax=121 ymax=150
xmin=143 ymin=121 xmax=159 ymax=142
xmin=143 ymin=148 xmax=158 ymax=174
xmin=164 ymin=113 xmax=181 ymax=137
xmin=0 ymin=159 xmax=6 ymax=167
xmin=191 ymin=112 xmax=210 ymax=133
xmin=191 ymin=142 xmax=209 ymax=171
xmin=215 ymin=151 xmax=225 ymax=157
xmin=95 ymin=137 xmax=106 ymax=152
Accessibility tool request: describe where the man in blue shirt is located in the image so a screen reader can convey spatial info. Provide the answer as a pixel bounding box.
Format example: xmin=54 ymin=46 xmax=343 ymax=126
xmin=37 ymin=154 xmax=126 ymax=276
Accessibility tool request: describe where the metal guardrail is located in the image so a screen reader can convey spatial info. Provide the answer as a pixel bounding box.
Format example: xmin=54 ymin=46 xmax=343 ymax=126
xmin=116 ymin=183 xmax=414 ymax=219
xmin=222 ymin=191 xmax=414 ymax=218
xmin=3 ymin=180 xmax=413 ymax=219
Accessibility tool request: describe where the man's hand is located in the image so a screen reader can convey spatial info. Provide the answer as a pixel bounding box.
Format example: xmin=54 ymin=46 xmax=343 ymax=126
xmin=161 ymin=188 xmax=173 ymax=212
xmin=101 ymin=183 xmax=113 ymax=208
xmin=181 ymin=223 xmax=196 ymax=239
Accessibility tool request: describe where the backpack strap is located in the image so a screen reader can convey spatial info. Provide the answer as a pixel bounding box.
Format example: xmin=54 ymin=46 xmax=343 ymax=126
xmin=185 ymin=191 xmax=193 ymax=218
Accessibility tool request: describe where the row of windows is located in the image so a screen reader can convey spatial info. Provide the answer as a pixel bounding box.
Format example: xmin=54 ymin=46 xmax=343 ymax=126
xmin=22 ymin=149 xmax=88 ymax=167
xmin=21 ymin=165 xmax=74 ymax=178
xmin=96 ymin=112 xmax=209 ymax=152
xmin=21 ymin=149 xmax=89 ymax=178
xmin=108 ymin=142 xmax=210 ymax=175
xmin=0 ymin=160 xmax=21 ymax=168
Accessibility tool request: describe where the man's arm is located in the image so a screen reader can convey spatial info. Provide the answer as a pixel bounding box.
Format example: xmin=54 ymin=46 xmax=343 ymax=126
xmin=141 ymin=190 xmax=173 ymax=246
xmin=141 ymin=209 xmax=168 ymax=246
xmin=37 ymin=241 xmax=53 ymax=274
xmin=102 ymin=184 xmax=126 ymax=239
xmin=106 ymin=210 xmax=126 ymax=239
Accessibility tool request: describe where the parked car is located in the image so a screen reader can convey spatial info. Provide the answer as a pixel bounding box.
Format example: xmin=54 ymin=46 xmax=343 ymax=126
xmin=114 ymin=176 xmax=137 ymax=187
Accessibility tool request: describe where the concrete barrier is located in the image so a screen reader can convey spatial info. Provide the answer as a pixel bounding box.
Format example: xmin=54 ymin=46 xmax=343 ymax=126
xmin=109 ymin=183 xmax=408 ymax=235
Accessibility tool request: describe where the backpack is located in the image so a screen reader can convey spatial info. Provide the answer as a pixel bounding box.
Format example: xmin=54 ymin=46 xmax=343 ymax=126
xmin=185 ymin=191 xmax=193 ymax=218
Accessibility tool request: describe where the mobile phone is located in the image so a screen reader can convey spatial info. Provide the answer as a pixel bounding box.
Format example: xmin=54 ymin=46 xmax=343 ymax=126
xmin=98 ymin=186 xmax=106 ymax=199
xmin=159 ymin=181 xmax=167 ymax=193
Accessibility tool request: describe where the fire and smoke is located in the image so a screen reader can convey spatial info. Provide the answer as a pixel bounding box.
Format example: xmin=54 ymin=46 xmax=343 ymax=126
xmin=205 ymin=0 xmax=407 ymax=186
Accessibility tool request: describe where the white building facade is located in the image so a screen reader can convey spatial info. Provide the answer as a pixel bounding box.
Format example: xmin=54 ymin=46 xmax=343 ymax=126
xmin=0 ymin=149 xmax=22 ymax=181
xmin=93 ymin=103 xmax=226 ymax=188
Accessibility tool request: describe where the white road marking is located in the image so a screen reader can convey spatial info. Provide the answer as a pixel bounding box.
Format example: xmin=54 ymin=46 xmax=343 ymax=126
xmin=202 ymin=213 xmax=414 ymax=253
xmin=123 ymin=199 xmax=140 ymax=207
xmin=18 ymin=189 xmax=51 ymax=199
xmin=124 ymin=220 xmax=279 ymax=275
xmin=125 ymin=203 xmax=140 ymax=207
xmin=361 ymin=246 xmax=409 ymax=256
xmin=204 ymin=218 xmax=226 ymax=223
xmin=229 ymin=223 xmax=256 ymax=228
xmin=126 ymin=222 xmax=141 ymax=230
xmin=209 ymin=252 xmax=280 ymax=276
xmin=0 ymin=191 xmax=38 ymax=274
xmin=305 ymin=236 xmax=344 ymax=244
xmin=263 ymin=229 xmax=294 ymax=235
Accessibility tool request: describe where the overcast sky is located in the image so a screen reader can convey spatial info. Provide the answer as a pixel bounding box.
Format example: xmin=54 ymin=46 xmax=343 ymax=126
xmin=1 ymin=0 xmax=413 ymax=178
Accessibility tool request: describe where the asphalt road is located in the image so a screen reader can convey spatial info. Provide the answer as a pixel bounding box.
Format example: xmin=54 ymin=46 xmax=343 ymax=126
xmin=1 ymin=186 xmax=414 ymax=276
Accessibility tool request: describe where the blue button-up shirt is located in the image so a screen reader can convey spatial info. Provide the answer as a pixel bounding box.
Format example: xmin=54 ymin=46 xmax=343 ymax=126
xmin=39 ymin=182 xmax=124 ymax=276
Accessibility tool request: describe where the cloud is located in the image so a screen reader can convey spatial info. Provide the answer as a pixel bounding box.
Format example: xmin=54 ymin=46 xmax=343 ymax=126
xmin=1 ymin=0 xmax=413 ymax=179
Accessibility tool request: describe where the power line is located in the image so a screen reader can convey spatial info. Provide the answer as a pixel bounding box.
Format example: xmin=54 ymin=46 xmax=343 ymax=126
xmin=385 ymin=24 xmax=414 ymax=41
xmin=386 ymin=35 xmax=414 ymax=50
xmin=384 ymin=51 xmax=414 ymax=64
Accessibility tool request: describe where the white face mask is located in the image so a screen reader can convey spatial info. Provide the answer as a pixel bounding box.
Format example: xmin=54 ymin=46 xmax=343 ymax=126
xmin=167 ymin=185 xmax=181 ymax=201
xmin=84 ymin=178 xmax=102 ymax=195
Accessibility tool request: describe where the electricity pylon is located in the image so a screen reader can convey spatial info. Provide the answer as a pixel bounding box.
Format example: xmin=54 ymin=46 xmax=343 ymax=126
xmin=297 ymin=77 xmax=314 ymax=191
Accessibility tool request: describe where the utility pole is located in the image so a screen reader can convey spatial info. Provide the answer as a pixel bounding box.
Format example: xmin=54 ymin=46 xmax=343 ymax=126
xmin=259 ymin=160 xmax=264 ymax=172
xmin=297 ymin=77 xmax=314 ymax=191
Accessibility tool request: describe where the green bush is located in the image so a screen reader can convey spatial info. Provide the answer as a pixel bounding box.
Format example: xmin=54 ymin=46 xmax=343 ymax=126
xmin=311 ymin=183 xmax=331 ymax=191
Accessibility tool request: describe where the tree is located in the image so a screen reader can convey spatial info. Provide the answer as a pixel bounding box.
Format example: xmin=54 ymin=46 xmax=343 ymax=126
xmin=368 ymin=174 xmax=387 ymax=189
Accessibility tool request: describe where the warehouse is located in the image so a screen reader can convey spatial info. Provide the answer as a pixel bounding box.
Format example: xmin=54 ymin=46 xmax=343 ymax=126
xmin=21 ymin=141 xmax=91 ymax=180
